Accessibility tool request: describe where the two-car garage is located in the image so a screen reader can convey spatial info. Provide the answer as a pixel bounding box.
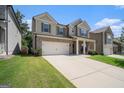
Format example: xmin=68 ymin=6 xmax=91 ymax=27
xmin=42 ymin=41 xmax=70 ymax=55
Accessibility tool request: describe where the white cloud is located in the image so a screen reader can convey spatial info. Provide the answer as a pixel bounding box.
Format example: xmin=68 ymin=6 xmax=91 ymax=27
xmin=95 ymin=18 xmax=121 ymax=27
xmin=111 ymin=25 xmax=122 ymax=37
xmin=115 ymin=5 xmax=124 ymax=9
xmin=120 ymin=23 xmax=124 ymax=27
xmin=94 ymin=18 xmax=123 ymax=37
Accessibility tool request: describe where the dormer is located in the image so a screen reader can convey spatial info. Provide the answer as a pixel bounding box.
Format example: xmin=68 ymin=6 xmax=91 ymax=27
xmin=68 ymin=19 xmax=90 ymax=38
xmin=77 ymin=20 xmax=90 ymax=37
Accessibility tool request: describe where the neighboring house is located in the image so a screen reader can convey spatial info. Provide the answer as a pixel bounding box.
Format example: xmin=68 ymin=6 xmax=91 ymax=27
xmin=32 ymin=12 xmax=96 ymax=55
xmin=0 ymin=5 xmax=22 ymax=55
xmin=113 ymin=40 xmax=122 ymax=54
xmin=89 ymin=26 xmax=113 ymax=55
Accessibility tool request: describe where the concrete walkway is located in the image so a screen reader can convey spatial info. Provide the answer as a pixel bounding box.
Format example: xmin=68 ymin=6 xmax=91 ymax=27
xmin=0 ymin=55 xmax=13 ymax=60
xmin=108 ymin=55 xmax=124 ymax=59
xmin=43 ymin=55 xmax=124 ymax=88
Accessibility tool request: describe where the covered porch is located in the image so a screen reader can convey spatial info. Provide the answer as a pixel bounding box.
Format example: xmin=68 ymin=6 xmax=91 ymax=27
xmin=72 ymin=36 xmax=96 ymax=55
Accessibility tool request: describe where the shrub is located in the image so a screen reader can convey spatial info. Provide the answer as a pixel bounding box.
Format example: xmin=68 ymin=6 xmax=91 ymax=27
xmin=31 ymin=48 xmax=42 ymax=56
xmin=88 ymin=50 xmax=98 ymax=55
xmin=21 ymin=46 xmax=29 ymax=55
xmin=22 ymin=39 xmax=28 ymax=47
xmin=100 ymin=53 xmax=104 ymax=55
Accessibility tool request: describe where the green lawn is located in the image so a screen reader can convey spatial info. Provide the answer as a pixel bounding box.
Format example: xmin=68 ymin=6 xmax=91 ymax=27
xmin=89 ymin=55 xmax=124 ymax=69
xmin=0 ymin=55 xmax=75 ymax=88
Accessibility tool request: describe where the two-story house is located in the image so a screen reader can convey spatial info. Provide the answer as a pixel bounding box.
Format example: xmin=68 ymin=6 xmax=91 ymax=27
xmin=0 ymin=5 xmax=22 ymax=55
xmin=89 ymin=26 xmax=113 ymax=55
xmin=32 ymin=12 xmax=96 ymax=55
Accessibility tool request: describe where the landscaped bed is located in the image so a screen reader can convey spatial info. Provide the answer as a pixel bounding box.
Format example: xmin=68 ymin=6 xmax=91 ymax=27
xmin=0 ymin=55 xmax=75 ymax=88
xmin=89 ymin=55 xmax=124 ymax=69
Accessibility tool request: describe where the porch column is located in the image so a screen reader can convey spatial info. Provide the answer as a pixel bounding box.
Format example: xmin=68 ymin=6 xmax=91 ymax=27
xmin=83 ymin=40 xmax=86 ymax=54
xmin=76 ymin=39 xmax=79 ymax=55
xmin=94 ymin=41 xmax=96 ymax=51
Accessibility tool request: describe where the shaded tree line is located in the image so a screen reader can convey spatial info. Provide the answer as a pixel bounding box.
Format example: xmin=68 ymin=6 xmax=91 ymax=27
xmin=15 ymin=10 xmax=32 ymax=54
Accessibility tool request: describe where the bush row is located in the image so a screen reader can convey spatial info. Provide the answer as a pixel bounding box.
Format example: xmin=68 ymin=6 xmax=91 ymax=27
xmin=88 ymin=50 xmax=104 ymax=55
xmin=21 ymin=46 xmax=42 ymax=56
xmin=21 ymin=47 xmax=104 ymax=56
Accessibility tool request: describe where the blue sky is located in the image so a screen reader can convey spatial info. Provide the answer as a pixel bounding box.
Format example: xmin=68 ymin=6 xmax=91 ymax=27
xmin=13 ymin=5 xmax=124 ymax=37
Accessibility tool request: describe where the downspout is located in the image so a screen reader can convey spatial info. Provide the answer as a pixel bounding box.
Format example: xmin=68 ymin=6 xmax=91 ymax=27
xmin=35 ymin=34 xmax=37 ymax=49
xmin=34 ymin=18 xmax=37 ymax=50
xmin=102 ymin=32 xmax=105 ymax=54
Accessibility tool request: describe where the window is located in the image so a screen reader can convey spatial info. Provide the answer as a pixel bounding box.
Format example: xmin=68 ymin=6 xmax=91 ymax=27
xmin=80 ymin=28 xmax=87 ymax=37
xmin=106 ymin=34 xmax=112 ymax=44
xmin=57 ymin=27 xmax=64 ymax=35
xmin=42 ymin=23 xmax=51 ymax=32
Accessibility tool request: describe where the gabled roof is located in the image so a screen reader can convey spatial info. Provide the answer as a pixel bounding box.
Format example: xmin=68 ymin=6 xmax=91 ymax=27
xmin=33 ymin=12 xmax=91 ymax=29
xmin=90 ymin=26 xmax=114 ymax=36
xmin=57 ymin=23 xmax=67 ymax=26
xmin=33 ymin=12 xmax=58 ymax=24
xmin=69 ymin=19 xmax=91 ymax=30
xmin=78 ymin=20 xmax=91 ymax=30
xmin=91 ymin=26 xmax=113 ymax=34
xmin=69 ymin=18 xmax=82 ymax=26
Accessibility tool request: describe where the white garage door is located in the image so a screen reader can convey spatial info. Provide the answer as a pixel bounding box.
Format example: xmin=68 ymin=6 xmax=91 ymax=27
xmin=104 ymin=47 xmax=113 ymax=55
xmin=42 ymin=41 xmax=69 ymax=55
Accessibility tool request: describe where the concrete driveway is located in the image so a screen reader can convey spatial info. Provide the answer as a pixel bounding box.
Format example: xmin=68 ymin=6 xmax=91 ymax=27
xmin=43 ymin=55 xmax=124 ymax=88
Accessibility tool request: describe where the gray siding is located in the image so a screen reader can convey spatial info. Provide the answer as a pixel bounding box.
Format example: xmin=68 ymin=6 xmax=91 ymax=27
xmin=7 ymin=8 xmax=21 ymax=54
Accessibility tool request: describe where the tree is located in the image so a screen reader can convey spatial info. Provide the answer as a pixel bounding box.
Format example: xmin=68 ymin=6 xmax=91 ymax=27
xmin=120 ymin=27 xmax=124 ymax=43
xmin=15 ymin=10 xmax=24 ymax=24
xmin=15 ymin=10 xmax=30 ymax=37
xmin=15 ymin=10 xmax=32 ymax=53
xmin=119 ymin=27 xmax=124 ymax=53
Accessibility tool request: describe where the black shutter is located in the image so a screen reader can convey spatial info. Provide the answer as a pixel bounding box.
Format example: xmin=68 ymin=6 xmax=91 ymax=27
xmin=79 ymin=28 xmax=81 ymax=36
xmin=41 ymin=23 xmax=43 ymax=32
xmin=49 ymin=24 xmax=51 ymax=33
xmin=75 ymin=26 xmax=78 ymax=36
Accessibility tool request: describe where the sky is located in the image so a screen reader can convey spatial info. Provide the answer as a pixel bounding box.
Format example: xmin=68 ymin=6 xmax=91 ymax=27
xmin=13 ymin=5 xmax=124 ymax=37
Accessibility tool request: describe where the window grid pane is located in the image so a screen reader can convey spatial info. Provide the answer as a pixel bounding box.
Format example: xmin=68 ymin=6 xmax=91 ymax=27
xmin=43 ymin=23 xmax=49 ymax=32
xmin=58 ymin=27 xmax=64 ymax=35
xmin=80 ymin=28 xmax=87 ymax=37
